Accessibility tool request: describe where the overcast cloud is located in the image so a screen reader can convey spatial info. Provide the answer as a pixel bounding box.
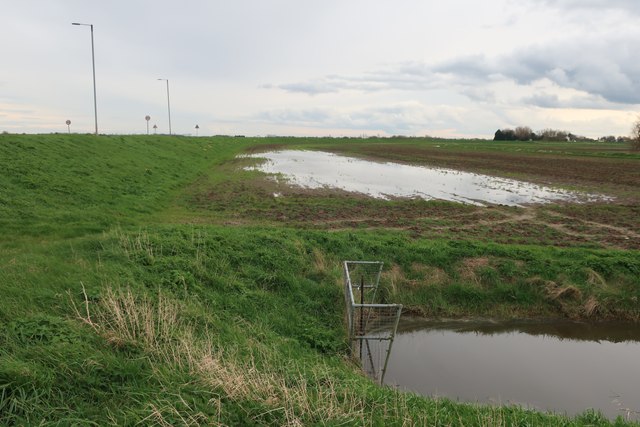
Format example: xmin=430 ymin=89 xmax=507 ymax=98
xmin=1 ymin=0 xmax=638 ymax=137
xmin=536 ymin=0 xmax=640 ymax=13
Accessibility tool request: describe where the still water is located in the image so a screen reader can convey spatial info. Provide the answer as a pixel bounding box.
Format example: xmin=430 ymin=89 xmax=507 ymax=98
xmin=245 ymin=150 xmax=609 ymax=206
xmin=382 ymin=318 xmax=640 ymax=420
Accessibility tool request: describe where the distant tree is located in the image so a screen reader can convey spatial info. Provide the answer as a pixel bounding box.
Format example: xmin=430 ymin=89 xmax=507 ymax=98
xmin=539 ymin=128 xmax=569 ymax=141
xmin=599 ymin=135 xmax=617 ymax=143
xmin=495 ymin=127 xmax=537 ymax=141
xmin=514 ymin=126 xmax=535 ymax=141
xmin=494 ymin=128 xmax=517 ymax=141
xmin=631 ymin=116 xmax=640 ymax=151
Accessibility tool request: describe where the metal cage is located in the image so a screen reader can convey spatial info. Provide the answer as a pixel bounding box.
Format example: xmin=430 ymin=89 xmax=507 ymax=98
xmin=343 ymin=261 xmax=402 ymax=383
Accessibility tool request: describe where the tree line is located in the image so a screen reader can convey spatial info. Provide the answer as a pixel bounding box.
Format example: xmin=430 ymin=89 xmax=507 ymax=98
xmin=494 ymin=126 xmax=630 ymax=143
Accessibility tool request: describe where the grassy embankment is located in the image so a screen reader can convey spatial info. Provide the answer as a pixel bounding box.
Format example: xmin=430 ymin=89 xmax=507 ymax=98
xmin=1 ymin=133 xmax=639 ymax=425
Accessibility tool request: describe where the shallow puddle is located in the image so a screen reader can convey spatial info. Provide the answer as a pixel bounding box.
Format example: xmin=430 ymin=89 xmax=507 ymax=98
xmin=245 ymin=150 xmax=608 ymax=206
xmin=380 ymin=318 xmax=640 ymax=420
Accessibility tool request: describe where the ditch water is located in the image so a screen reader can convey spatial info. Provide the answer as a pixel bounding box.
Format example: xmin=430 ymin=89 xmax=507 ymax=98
xmin=245 ymin=150 xmax=609 ymax=206
xmin=381 ymin=318 xmax=640 ymax=420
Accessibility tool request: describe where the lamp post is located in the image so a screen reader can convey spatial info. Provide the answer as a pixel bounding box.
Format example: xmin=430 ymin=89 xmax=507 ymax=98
xmin=72 ymin=23 xmax=98 ymax=136
xmin=157 ymin=78 xmax=172 ymax=135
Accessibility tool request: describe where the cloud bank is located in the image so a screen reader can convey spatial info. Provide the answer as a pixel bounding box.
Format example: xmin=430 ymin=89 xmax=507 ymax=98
xmin=270 ymin=35 xmax=640 ymax=107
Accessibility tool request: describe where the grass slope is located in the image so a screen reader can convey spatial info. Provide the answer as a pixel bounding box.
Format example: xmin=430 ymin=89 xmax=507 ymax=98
xmin=1 ymin=133 xmax=638 ymax=425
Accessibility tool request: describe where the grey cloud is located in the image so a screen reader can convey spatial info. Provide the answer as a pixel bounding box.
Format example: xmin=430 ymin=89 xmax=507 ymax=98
xmin=523 ymin=93 xmax=621 ymax=109
xmin=461 ymin=88 xmax=496 ymax=103
xmin=432 ymin=56 xmax=495 ymax=82
xmin=431 ymin=36 xmax=640 ymax=105
xmin=254 ymin=103 xmax=473 ymax=135
xmin=524 ymin=93 xmax=561 ymax=108
xmin=269 ymin=31 xmax=640 ymax=105
xmin=277 ymin=82 xmax=340 ymax=95
xmin=268 ymin=64 xmax=441 ymax=95
xmin=534 ymin=0 xmax=640 ymax=13
xmin=256 ymin=108 xmax=334 ymax=125
xmin=274 ymin=77 xmax=385 ymax=95
xmin=509 ymin=40 xmax=640 ymax=104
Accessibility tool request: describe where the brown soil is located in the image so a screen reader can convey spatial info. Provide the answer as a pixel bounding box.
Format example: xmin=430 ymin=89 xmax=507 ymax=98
xmin=325 ymin=144 xmax=640 ymax=190
xmin=189 ymin=144 xmax=640 ymax=250
xmin=197 ymin=180 xmax=639 ymax=249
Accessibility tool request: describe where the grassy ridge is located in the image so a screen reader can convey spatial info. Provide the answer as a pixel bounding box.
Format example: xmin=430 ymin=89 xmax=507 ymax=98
xmin=0 ymin=134 xmax=255 ymax=237
xmin=1 ymin=133 xmax=638 ymax=425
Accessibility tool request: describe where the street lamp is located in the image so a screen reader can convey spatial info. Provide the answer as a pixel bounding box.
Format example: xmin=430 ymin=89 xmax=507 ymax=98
xmin=72 ymin=22 xmax=98 ymax=136
xmin=157 ymin=78 xmax=172 ymax=135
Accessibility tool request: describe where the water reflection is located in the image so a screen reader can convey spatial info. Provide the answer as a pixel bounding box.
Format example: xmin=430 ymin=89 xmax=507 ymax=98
xmin=383 ymin=318 xmax=640 ymax=420
xmin=397 ymin=318 xmax=640 ymax=343
xmin=245 ymin=150 xmax=609 ymax=206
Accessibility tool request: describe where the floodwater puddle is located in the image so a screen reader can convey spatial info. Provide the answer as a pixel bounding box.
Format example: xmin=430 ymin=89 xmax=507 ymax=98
xmin=381 ymin=318 xmax=640 ymax=420
xmin=244 ymin=150 xmax=609 ymax=206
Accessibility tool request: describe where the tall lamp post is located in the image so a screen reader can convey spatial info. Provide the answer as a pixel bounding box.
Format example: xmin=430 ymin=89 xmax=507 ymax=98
xmin=157 ymin=78 xmax=172 ymax=135
xmin=72 ymin=22 xmax=98 ymax=136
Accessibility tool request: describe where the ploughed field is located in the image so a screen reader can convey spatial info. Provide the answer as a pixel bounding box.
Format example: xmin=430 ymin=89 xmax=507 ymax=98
xmin=192 ymin=139 xmax=640 ymax=250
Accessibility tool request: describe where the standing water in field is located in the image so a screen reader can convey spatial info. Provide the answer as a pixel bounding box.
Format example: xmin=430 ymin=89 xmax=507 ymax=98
xmin=378 ymin=318 xmax=640 ymax=420
xmin=244 ymin=150 xmax=609 ymax=206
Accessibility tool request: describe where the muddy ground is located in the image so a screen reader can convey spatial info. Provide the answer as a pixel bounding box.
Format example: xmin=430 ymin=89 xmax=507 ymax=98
xmin=190 ymin=142 xmax=640 ymax=250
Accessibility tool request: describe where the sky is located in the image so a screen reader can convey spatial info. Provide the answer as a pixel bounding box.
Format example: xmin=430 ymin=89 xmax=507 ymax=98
xmin=1 ymin=0 xmax=639 ymax=138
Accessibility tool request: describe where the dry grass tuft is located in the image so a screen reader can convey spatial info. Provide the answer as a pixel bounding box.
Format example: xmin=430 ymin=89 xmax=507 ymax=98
xmin=458 ymin=257 xmax=491 ymax=286
xmin=524 ymin=276 xmax=548 ymax=287
xmin=462 ymin=257 xmax=491 ymax=269
xmin=546 ymin=282 xmax=583 ymax=301
xmin=76 ymin=286 xmax=182 ymax=352
xmin=142 ymin=398 xmax=212 ymax=427
xmin=312 ymin=247 xmax=327 ymax=274
xmin=385 ymin=263 xmax=450 ymax=290
xmin=584 ymin=296 xmax=601 ymax=317
xmin=381 ymin=264 xmax=404 ymax=293
xmin=117 ymin=230 xmax=157 ymax=261
xmin=72 ymin=285 xmax=433 ymax=425
xmin=70 ymin=284 xmax=199 ymax=371
xmin=586 ymin=268 xmax=607 ymax=288
xmin=196 ymin=349 xmax=374 ymax=425
xmin=411 ymin=263 xmax=449 ymax=286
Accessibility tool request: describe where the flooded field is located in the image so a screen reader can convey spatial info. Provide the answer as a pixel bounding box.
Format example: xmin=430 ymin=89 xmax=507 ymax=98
xmin=245 ymin=150 xmax=608 ymax=206
xmin=381 ymin=318 xmax=640 ymax=420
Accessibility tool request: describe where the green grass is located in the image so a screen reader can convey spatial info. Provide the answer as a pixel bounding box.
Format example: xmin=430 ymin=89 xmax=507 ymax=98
xmin=1 ymin=133 xmax=639 ymax=425
xmin=0 ymin=134 xmax=258 ymax=237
